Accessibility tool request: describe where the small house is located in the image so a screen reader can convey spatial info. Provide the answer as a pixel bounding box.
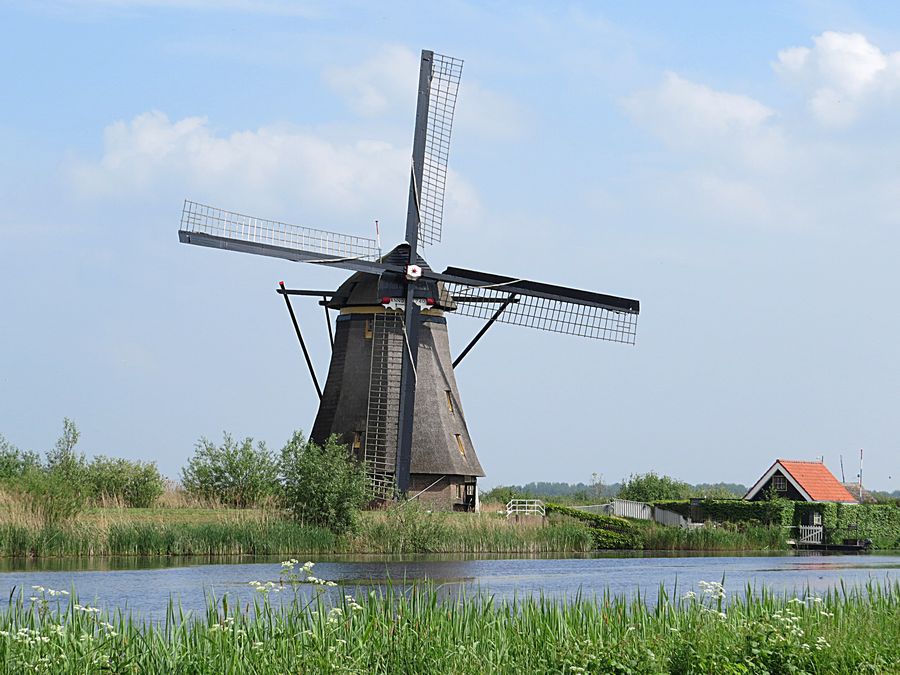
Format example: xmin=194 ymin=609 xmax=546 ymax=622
xmin=744 ymin=459 xmax=858 ymax=504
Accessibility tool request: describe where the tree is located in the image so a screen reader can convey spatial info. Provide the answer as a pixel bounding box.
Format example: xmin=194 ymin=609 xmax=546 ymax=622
xmin=278 ymin=431 xmax=368 ymax=533
xmin=44 ymin=417 xmax=86 ymax=482
xmin=20 ymin=419 xmax=89 ymax=527
xmin=0 ymin=434 xmax=40 ymax=482
xmin=181 ymin=433 xmax=278 ymax=507
xmin=86 ymin=456 xmax=165 ymax=508
xmin=617 ymin=472 xmax=691 ymax=502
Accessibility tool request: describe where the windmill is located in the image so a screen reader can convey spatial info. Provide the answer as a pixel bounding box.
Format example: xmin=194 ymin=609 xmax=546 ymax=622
xmin=178 ymin=50 xmax=640 ymax=509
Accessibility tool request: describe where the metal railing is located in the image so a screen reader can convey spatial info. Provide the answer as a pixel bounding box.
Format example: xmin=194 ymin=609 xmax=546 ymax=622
xmin=506 ymin=499 xmax=545 ymax=518
xmin=610 ymin=498 xmax=653 ymax=520
xmin=574 ymin=500 xmax=690 ymax=529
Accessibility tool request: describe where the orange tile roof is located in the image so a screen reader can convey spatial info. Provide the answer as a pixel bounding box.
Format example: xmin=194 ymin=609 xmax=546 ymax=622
xmin=778 ymin=460 xmax=858 ymax=503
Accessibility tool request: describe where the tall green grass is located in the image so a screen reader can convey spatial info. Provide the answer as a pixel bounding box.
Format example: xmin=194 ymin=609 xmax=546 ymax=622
xmin=637 ymin=522 xmax=788 ymax=551
xmin=0 ymin=511 xmax=595 ymax=558
xmin=0 ymin=574 xmax=898 ymax=672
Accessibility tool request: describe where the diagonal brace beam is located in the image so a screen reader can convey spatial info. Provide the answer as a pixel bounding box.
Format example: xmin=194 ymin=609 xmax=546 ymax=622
xmin=452 ymin=294 xmax=518 ymax=369
xmin=278 ymin=281 xmax=322 ymax=399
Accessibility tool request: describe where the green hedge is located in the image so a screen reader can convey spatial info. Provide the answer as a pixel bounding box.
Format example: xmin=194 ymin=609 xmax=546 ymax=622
xmin=834 ymin=503 xmax=900 ymax=548
xmin=652 ymin=499 xmax=793 ymax=526
xmin=545 ymin=503 xmax=642 ymax=549
xmin=653 ymin=499 xmax=900 ymax=549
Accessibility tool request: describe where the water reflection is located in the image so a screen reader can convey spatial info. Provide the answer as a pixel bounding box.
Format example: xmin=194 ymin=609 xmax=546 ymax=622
xmin=0 ymin=552 xmax=895 ymax=622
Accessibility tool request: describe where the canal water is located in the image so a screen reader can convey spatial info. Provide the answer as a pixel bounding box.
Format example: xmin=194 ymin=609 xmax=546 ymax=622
xmin=1 ymin=552 xmax=897 ymax=621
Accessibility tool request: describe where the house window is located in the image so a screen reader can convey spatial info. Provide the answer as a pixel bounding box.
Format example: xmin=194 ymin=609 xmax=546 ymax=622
xmin=445 ymin=390 xmax=454 ymax=414
xmin=456 ymin=483 xmax=462 ymax=499
xmin=454 ymin=434 xmax=466 ymax=457
xmin=812 ymin=511 xmax=822 ymax=526
xmin=773 ymin=474 xmax=787 ymax=492
xmin=364 ymin=320 xmax=373 ymax=339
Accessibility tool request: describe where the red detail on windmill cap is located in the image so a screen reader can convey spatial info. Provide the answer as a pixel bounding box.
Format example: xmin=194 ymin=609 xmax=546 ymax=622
xmin=426 ymin=298 xmax=435 ymax=305
xmin=381 ymin=296 xmax=391 ymax=304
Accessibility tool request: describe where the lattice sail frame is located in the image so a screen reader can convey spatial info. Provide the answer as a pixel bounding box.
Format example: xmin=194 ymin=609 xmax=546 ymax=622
xmin=418 ymin=53 xmax=463 ymax=247
xmin=181 ymin=201 xmax=380 ymax=261
xmin=445 ymin=283 xmax=639 ymax=344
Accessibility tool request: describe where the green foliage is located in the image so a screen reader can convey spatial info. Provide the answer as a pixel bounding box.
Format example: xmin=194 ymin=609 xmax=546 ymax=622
xmin=638 ymin=521 xmax=788 ymax=551
xmin=618 ymin=471 xmax=692 ymax=501
xmin=834 ymin=503 xmax=900 ymax=548
xmin=482 ymin=480 xmax=619 ymax=504
xmin=363 ymin=502 xmax=451 ymax=553
xmin=0 ymin=434 xmax=40 ymax=482
xmin=85 ymin=456 xmax=165 ymax=508
xmin=652 ymin=498 xmax=794 ymax=526
xmin=43 ymin=417 xmax=86 ymax=482
xmin=181 ymin=433 xmax=278 ymax=508
xmin=278 ymin=432 xmax=368 ymax=533
xmin=545 ymin=502 xmax=642 ymax=549
xmin=18 ymin=468 xmax=86 ymax=528
xmin=0 ymin=571 xmax=897 ymax=673
xmin=690 ymin=483 xmax=747 ymax=498
xmin=14 ymin=420 xmax=90 ymax=527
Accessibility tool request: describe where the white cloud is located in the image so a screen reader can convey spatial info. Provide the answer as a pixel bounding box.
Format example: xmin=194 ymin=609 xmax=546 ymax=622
xmin=623 ymin=72 xmax=787 ymax=172
xmin=69 ymin=111 xmax=481 ymax=235
xmin=775 ymin=31 xmax=900 ymax=127
xmin=323 ymin=46 xmax=419 ymax=117
xmin=625 ymin=72 xmax=774 ymax=138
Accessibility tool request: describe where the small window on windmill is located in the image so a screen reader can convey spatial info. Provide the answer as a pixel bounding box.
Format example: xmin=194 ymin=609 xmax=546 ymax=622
xmin=445 ymin=390 xmax=454 ymax=414
xmin=364 ymin=320 xmax=373 ymax=339
xmin=352 ymin=431 xmax=362 ymax=450
xmin=454 ymin=434 xmax=466 ymax=457
xmin=773 ymin=474 xmax=787 ymax=492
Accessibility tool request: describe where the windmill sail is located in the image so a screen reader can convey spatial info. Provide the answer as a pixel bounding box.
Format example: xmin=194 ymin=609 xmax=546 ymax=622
xmin=178 ymin=201 xmax=386 ymax=275
xmin=417 ymin=52 xmax=463 ymax=247
xmin=435 ymin=267 xmax=640 ymax=344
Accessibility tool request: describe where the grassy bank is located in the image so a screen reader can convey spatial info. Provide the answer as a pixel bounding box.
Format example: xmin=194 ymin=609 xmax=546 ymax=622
xmin=0 ymin=508 xmax=595 ymax=558
xmin=2 ymin=574 xmax=898 ymax=672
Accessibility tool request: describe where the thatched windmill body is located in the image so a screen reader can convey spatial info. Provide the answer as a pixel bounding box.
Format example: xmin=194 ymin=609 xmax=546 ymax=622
xmin=178 ymin=50 xmax=640 ymax=509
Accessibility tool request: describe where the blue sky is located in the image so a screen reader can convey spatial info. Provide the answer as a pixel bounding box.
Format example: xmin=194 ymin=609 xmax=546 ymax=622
xmin=2 ymin=1 xmax=899 ymax=490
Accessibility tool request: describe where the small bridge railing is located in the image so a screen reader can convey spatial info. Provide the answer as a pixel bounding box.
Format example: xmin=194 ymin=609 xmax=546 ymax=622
xmin=506 ymin=499 xmax=545 ymax=519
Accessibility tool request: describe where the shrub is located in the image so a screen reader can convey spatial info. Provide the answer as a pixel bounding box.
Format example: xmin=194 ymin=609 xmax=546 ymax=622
xmin=618 ymin=472 xmax=691 ymax=501
xmin=0 ymin=434 xmax=40 ymax=482
xmin=19 ymin=467 xmax=86 ymax=527
xmin=44 ymin=417 xmax=87 ymax=483
xmin=278 ymin=432 xmax=368 ymax=533
xmin=12 ymin=419 xmax=91 ymax=526
xmin=181 ymin=433 xmax=278 ymax=508
xmin=86 ymin=456 xmax=165 ymax=508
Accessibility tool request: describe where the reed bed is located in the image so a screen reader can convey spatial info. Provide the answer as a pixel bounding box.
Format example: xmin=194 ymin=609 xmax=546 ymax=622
xmin=0 ymin=510 xmax=595 ymax=558
xmin=637 ymin=522 xmax=788 ymax=551
xmin=0 ymin=569 xmax=897 ymax=673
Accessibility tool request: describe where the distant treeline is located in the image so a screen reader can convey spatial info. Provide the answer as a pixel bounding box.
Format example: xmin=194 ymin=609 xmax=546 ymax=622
xmin=482 ymin=477 xmax=749 ymax=504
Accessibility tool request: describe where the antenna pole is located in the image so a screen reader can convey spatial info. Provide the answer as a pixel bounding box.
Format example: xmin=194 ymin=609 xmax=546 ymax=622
xmin=859 ymin=448 xmax=863 ymax=502
xmin=395 ymin=50 xmax=433 ymax=496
